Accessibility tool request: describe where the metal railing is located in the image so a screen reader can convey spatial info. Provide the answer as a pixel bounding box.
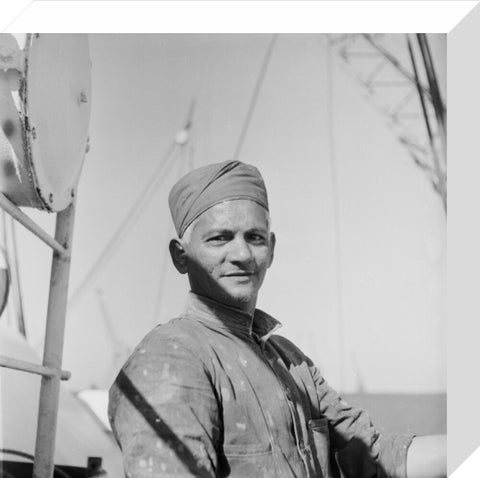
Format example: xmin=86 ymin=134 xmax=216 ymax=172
xmin=0 ymin=192 xmax=76 ymax=478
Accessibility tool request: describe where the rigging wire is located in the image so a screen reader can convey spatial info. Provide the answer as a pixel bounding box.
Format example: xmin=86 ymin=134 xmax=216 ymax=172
xmin=232 ymin=34 xmax=278 ymax=161
xmin=151 ymin=100 xmax=198 ymax=325
xmin=68 ymin=140 xmax=179 ymax=309
xmin=69 ymin=101 xmax=197 ymax=310
xmin=407 ymin=35 xmax=447 ymax=213
xmin=325 ymin=38 xmax=346 ymax=392
xmin=151 ymin=97 xmax=199 ymax=325
xmin=416 ymin=33 xmax=447 ymax=150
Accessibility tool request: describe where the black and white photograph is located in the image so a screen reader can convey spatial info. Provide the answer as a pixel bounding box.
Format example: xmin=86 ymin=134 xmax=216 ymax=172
xmin=0 ymin=6 xmax=464 ymax=476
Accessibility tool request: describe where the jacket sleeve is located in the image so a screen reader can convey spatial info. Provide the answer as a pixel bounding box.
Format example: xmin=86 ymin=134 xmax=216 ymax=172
xmin=108 ymin=325 xmax=220 ymax=478
xmin=311 ymin=366 xmax=415 ymax=478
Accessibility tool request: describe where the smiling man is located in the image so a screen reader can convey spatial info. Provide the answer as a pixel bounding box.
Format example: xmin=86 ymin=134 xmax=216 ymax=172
xmin=175 ymin=199 xmax=273 ymax=316
xmin=108 ymin=160 xmax=445 ymax=478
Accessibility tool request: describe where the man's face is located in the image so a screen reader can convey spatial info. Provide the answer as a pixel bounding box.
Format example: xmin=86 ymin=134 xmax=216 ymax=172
xmin=182 ymin=199 xmax=275 ymax=314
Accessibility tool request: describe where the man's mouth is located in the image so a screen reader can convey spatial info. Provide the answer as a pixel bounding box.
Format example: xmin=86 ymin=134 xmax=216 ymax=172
xmin=224 ymin=271 xmax=255 ymax=277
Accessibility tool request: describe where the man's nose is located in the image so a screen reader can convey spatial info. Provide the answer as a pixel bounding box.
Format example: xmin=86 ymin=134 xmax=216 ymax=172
xmin=228 ymin=237 xmax=253 ymax=263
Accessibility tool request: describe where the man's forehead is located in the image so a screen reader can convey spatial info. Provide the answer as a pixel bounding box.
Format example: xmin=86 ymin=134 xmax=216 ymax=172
xmin=196 ymin=200 xmax=270 ymax=231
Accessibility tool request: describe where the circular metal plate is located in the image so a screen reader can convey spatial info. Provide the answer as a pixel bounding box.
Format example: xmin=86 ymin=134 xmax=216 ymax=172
xmin=0 ymin=33 xmax=91 ymax=211
xmin=25 ymin=34 xmax=92 ymax=210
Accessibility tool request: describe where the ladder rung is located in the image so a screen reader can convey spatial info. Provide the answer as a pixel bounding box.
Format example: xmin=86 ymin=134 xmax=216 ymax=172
xmin=0 ymin=354 xmax=71 ymax=380
xmin=0 ymin=193 xmax=68 ymax=258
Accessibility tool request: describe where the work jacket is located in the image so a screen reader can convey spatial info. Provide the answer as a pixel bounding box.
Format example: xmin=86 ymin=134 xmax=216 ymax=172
xmin=109 ymin=292 xmax=414 ymax=477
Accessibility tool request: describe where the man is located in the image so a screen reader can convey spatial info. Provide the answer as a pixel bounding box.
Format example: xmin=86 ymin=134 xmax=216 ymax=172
xmin=109 ymin=160 xmax=446 ymax=478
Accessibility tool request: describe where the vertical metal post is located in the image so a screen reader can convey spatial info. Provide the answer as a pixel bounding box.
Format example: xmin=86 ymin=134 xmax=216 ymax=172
xmin=32 ymin=201 xmax=76 ymax=478
xmin=416 ymin=33 xmax=447 ymax=154
xmin=9 ymin=217 xmax=27 ymax=336
xmin=407 ymin=35 xmax=447 ymax=213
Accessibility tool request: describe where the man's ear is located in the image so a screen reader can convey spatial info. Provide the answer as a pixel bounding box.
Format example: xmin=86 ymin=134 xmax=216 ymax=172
xmin=268 ymin=232 xmax=276 ymax=268
xmin=169 ymin=238 xmax=188 ymax=274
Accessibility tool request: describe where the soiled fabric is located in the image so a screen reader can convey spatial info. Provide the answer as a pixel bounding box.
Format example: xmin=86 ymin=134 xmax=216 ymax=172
xmin=109 ymin=293 xmax=414 ymax=478
xmin=168 ymin=160 xmax=269 ymax=237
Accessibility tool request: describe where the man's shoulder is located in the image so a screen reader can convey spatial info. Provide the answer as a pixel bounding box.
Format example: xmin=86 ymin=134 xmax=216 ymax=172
xmin=109 ymin=316 xmax=210 ymax=409
xmin=108 ymin=317 xmax=212 ymax=427
xmin=142 ymin=315 xmax=202 ymax=341
xmin=127 ymin=315 xmax=208 ymax=362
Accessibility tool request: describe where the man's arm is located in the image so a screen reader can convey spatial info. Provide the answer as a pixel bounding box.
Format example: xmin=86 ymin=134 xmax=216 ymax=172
xmin=309 ymin=363 xmax=446 ymax=478
xmin=302 ymin=359 xmax=411 ymax=478
xmin=406 ymin=435 xmax=446 ymax=478
xmin=315 ymin=372 xmax=446 ymax=478
xmin=108 ymin=326 xmax=220 ymax=478
xmin=272 ymin=335 xmax=446 ymax=478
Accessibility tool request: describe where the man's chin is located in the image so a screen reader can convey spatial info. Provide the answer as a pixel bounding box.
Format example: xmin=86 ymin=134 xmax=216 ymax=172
xmin=221 ymin=289 xmax=256 ymax=311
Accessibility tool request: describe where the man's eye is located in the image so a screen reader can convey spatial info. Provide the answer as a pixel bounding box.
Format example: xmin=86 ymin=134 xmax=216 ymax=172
xmin=208 ymin=235 xmax=227 ymax=242
xmin=249 ymin=234 xmax=266 ymax=243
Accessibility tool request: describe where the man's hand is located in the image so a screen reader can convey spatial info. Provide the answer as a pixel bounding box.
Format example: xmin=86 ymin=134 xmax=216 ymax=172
xmin=406 ymin=434 xmax=446 ymax=478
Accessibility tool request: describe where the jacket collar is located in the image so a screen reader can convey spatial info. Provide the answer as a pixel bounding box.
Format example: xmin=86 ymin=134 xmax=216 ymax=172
xmin=184 ymin=292 xmax=282 ymax=342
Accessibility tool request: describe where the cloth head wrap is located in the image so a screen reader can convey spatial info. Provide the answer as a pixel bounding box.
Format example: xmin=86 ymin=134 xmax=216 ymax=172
xmin=168 ymin=160 xmax=269 ymax=237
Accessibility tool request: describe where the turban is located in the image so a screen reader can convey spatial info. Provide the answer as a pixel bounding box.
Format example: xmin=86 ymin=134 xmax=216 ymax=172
xmin=168 ymin=160 xmax=269 ymax=237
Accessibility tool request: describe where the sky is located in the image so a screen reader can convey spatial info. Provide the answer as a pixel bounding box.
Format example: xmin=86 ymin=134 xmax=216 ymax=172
xmin=1 ymin=32 xmax=446 ymax=395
